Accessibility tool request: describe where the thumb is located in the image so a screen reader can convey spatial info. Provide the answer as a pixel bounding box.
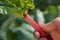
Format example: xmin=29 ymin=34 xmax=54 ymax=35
xmin=38 ymin=22 xmax=48 ymax=32
xmin=38 ymin=17 xmax=60 ymax=32
xmin=38 ymin=22 xmax=56 ymax=32
xmin=45 ymin=17 xmax=60 ymax=32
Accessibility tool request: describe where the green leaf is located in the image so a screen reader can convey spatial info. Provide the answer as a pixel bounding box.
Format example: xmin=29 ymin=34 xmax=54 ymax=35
xmin=44 ymin=5 xmax=58 ymax=23
xmin=0 ymin=0 xmax=35 ymax=17
xmin=0 ymin=6 xmax=8 ymax=15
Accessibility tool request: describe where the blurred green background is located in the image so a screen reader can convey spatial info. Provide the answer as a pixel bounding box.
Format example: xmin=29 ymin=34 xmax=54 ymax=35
xmin=0 ymin=0 xmax=60 ymax=40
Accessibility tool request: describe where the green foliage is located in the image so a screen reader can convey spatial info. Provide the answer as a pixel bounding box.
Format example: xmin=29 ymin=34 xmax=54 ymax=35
xmin=0 ymin=15 xmax=36 ymax=40
xmin=0 ymin=6 xmax=7 ymax=15
xmin=44 ymin=5 xmax=59 ymax=23
xmin=0 ymin=0 xmax=35 ymax=17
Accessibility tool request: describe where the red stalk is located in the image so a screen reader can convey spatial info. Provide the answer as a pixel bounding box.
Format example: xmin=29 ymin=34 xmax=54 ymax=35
xmin=23 ymin=13 xmax=52 ymax=40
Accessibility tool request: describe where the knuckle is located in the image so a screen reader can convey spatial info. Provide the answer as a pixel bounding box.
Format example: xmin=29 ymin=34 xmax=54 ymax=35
xmin=55 ymin=17 xmax=60 ymax=22
xmin=55 ymin=18 xmax=60 ymax=24
xmin=52 ymin=17 xmax=60 ymax=25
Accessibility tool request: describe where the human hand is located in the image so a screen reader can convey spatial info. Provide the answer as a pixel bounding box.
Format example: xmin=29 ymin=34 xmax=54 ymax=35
xmin=34 ymin=17 xmax=60 ymax=40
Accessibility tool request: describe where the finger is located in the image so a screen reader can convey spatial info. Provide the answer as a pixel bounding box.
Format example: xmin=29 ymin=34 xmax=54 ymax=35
xmin=46 ymin=17 xmax=60 ymax=32
xmin=52 ymin=17 xmax=60 ymax=33
xmin=38 ymin=22 xmax=48 ymax=32
xmin=34 ymin=31 xmax=40 ymax=39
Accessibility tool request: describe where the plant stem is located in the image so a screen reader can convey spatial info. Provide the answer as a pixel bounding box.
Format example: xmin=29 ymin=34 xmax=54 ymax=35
xmin=23 ymin=13 xmax=52 ymax=40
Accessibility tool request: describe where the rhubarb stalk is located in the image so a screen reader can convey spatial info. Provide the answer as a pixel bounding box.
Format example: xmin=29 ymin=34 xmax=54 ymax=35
xmin=23 ymin=13 xmax=52 ymax=40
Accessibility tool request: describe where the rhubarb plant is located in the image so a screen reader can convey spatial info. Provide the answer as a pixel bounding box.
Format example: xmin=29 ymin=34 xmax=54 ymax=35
xmin=0 ymin=0 xmax=52 ymax=40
